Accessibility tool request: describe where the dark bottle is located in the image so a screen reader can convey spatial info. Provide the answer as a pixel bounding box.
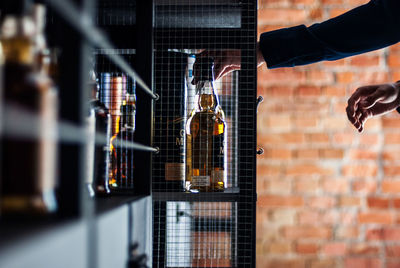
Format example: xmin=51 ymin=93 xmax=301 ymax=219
xmin=0 ymin=2 xmax=58 ymax=214
xmin=110 ymin=79 xmax=136 ymax=192
xmin=90 ymin=87 xmax=111 ymax=195
xmin=186 ymin=57 xmax=227 ymax=192
xmin=154 ymin=51 xmax=187 ymax=191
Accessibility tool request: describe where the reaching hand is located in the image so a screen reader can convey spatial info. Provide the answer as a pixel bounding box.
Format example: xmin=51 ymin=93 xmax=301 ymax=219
xmin=192 ymin=50 xmax=241 ymax=84
xmin=346 ymin=82 xmax=400 ymax=132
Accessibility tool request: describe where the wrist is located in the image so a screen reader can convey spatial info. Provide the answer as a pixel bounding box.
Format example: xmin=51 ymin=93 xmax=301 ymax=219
xmin=256 ymin=42 xmax=265 ymax=67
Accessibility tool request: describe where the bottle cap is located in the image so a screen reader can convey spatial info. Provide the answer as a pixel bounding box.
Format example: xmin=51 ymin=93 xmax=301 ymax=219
xmin=194 ymin=57 xmax=214 ymax=82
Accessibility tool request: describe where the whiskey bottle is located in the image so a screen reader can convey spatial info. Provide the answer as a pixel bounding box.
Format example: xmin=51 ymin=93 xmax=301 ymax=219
xmin=154 ymin=51 xmax=187 ymax=191
xmin=89 ymin=74 xmax=111 ymax=195
xmin=110 ymin=79 xmax=136 ymax=191
xmin=186 ymin=57 xmax=227 ymax=192
xmin=0 ymin=2 xmax=58 ymax=214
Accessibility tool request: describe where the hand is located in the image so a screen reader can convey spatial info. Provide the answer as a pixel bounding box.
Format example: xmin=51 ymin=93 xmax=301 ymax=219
xmin=346 ymin=82 xmax=400 ymax=132
xmin=193 ymin=50 xmax=241 ymax=83
xmin=192 ymin=42 xmax=265 ymax=83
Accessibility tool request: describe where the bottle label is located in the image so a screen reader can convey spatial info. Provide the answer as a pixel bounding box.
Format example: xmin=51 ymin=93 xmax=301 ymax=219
xmin=212 ymin=133 xmax=224 ymax=168
xmin=211 ymin=170 xmax=224 ymax=184
xmin=165 ymin=163 xmax=185 ymax=181
xmin=192 ymin=176 xmax=210 ymax=187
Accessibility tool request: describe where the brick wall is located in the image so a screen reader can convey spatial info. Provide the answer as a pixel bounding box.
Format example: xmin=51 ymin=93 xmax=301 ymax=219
xmin=256 ymin=0 xmax=400 ymax=267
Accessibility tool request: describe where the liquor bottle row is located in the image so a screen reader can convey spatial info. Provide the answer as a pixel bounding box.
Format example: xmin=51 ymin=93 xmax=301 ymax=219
xmin=156 ymin=52 xmax=228 ymax=193
xmin=0 ymin=1 xmax=139 ymax=217
xmin=87 ymin=71 xmax=137 ymax=197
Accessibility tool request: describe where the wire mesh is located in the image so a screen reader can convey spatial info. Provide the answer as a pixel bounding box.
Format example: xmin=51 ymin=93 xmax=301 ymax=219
xmin=152 ymin=0 xmax=257 ymax=267
xmin=154 ymin=201 xmax=237 ymax=268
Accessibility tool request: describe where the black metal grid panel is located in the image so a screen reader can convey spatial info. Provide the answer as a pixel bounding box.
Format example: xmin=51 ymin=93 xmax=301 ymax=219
xmin=154 ymin=201 xmax=237 ymax=268
xmin=152 ymin=0 xmax=257 ymax=267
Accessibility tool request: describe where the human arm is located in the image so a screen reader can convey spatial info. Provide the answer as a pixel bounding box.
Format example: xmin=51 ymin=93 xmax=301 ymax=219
xmin=346 ymin=81 xmax=400 ymax=132
xmin=260 ymin=0 xmax=400 ymax=68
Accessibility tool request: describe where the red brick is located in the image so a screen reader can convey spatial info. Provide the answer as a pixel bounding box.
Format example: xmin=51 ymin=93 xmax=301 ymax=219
xmin=257 ymin=163 xmax=282 ymax=176
xmin=308 ymin=196 xmax=336 ymax=209
xmin=308 ymin=70 xmax=334 ymax=84
xmin=298 ymin=211 xmax=319 ymax=225
xmin=344 ymin=258 xmax=382 ymax=268
xmin=295 ymin=85 xmax=322 ymax=97
xmin=320 ymin=149 xmax=344 ymax=159
xmin=383 ymin=166 xmax=400 ymax=177
xmin=322 ymin=116 xmax=348 ymax=130
xmin=388 ymin=54 xmax=400 ymax=68
xmin=366 ymin=228 xmax=400 ymax=241
xmin=336 ymin=227 xmax=359 ymax=239
xmin=350 ymin=55 xmax=380 ymax=67
xmin=293 ymin=116 xmax=319 ymax=128
xmin=336 ymin=72 xmax=353 ymax=83
xmin=260 ymin=115 xmax=291 ymax=130
xmin=356 ymin=71 xmax=389 ymax=84
xmin=343 ymin=165 xmax=378 ymax=177
xmin=309 ymin=259 xmax=337 ymax=268
xmin=393 ymin=198 xmax=400 ymax=208
xmin=321 ymin=0 xmax=343 ymax=4
xmin=367 ymin=197 xmax=390 ymax=209
xmin=270 ymin=209 xmax=296 ymax=225
xmin=267 ymin=242 xmax=292 ymax=254
xmin=258 ymin=68 xmax=306 ymax=86
xmin=263 ymin=258 xmax=306 ymax=268
xmin=286 ymin=164 xmax=334 ymax=176
xmin=383 ymin=150 xmax=400 ymax=161
xmin=258 ymin=133 xmax=305 ymax=145
xmin=360 ymin=134 xmax=379 ymax=146
xmin=322 ymin=242 xmax=347 ymax=256
xmin=382 ymin=181 xmax=400 ymax=194
xmin=294 ymin=178 xmax=319 ymax=193
xmin=388 ymin=260 xmax=400 ymax=268
xmin=258 ymin=195 xmax=304 ymax=207
xmin=348 ymin=243 xmax=379 ymax=256
xmin=321 ymin=178 xmax=348 ymax=194
xmin=382 ymin=118 xmax=400 ymax=128
xmin=339 ymin=196 xmax=361 ymax=207
xmin=268 ymin=178 xmax=291 ymax=194
xmin=385 ymin=133 xmax=400 ymax=144
xmin=358 ymin=212 xmax=393 ymax=224
xmin=349 ymin=149 xmax=378 ymax=160
xmin=282 ymin=226 xmax=331 ymax=239
xmin=264 ymin=148 xmax=292 ymax=160
xmin=307 ymin=133 xmax=330 ymax=144
xmin=333 ymin=133 xmax=354 ymax=145
xmin=294 ymin=149 xmax=319 ymax=159
xmin=296 ymin=243 xmax=319 ymax=254
xmin=352 ymin=180 xmax=377 ymax=193
xmin=386 ymin=245 xmax=400 ymax=257
xmin=324 ymin=85 xmax=346 ymax=97
xmin=258 ymin=8 xmax=307 ymax=25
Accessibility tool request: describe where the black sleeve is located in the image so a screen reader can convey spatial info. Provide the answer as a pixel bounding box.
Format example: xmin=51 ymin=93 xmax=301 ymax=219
xmin=260 ymin=0 xmax=400 ymax=68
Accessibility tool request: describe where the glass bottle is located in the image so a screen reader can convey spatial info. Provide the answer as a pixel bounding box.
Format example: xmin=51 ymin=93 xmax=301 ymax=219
xmin=89 ymin=72 xmax=111 ymax=195
xmin=186 ymin=57 xmax=227 ymax=192
xmin=110 ymin=79 xmax=136 ymax=192
xmin=0 ymin=2 xmax=58 ymax=214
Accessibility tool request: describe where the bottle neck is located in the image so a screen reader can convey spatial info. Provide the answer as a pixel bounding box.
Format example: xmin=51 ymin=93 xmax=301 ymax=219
xmin=196 ymin=80 xmax=220 ymax=111
xmin=1 ymin=16 xmax=35 ymax=65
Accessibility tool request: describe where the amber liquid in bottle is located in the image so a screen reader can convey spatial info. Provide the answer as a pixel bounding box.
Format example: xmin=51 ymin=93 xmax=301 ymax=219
xmin=186 ymin=58 xmax=227 ymax=192
xmin=110 ymin=93 xmax=136 ymax=191
xmin=1 ymin=7 xmax=58 ymax=214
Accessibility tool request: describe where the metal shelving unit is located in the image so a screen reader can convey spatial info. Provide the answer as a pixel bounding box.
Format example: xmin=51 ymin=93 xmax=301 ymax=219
xmin=152 ymin=0 xmax=257 ymax=267
xmin=0 ymin=0 xmax=154 ymax=267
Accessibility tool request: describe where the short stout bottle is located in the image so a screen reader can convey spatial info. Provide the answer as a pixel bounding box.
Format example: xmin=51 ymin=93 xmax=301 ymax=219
xmin=186 ymin=57 xmax=227 ymax=192
xmin=0 ymin=2 xmax=58 ymax=214
xmin=110 ymin=79 xmax=136 ymax=192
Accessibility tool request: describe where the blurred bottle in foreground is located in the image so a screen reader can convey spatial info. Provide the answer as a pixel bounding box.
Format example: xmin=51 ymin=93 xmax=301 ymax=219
xmin=0 ymin=2 xmax=58 ymax=215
